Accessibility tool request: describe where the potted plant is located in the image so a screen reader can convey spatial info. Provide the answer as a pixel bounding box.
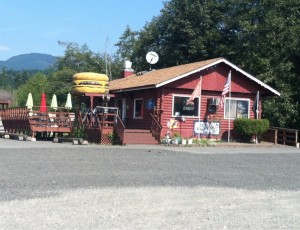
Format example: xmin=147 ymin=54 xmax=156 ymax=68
xmin=172 ymin=131 xmax=181 ymax=145
xmin=172 ymin=138 xmax=179 ymax=145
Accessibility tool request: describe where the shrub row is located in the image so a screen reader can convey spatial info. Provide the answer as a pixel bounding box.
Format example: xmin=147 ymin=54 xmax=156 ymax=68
xmin=234 ymin=118 xmax=269 ymax=142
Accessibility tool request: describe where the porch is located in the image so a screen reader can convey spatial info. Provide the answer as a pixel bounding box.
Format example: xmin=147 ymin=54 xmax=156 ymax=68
xmin=0 ymin=107 xmax=73 ymax=138
xmin=0 ymin=105 xmax=162 ymax=145
xmin=80 ymin=107 xmax=161 ymax=145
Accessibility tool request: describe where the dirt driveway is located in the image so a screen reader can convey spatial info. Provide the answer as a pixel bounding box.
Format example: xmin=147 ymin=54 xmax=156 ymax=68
xmin=0 ymin=139 xmax=299 ymax=229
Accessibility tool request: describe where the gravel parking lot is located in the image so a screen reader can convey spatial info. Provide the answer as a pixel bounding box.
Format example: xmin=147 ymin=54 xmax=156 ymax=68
xmin=0 ymin=138 xmax=299 ymax=229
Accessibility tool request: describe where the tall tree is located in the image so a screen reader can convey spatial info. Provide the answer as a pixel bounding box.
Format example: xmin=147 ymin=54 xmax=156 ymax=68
xmin=118 ymin=0 xmax=226 ymax=71
xmin=0 ymin=67 xmax=8 ymax=89
xmin=115 ymin=26 xmax=139 ymax=61
xmin=56 ymin=41 xmax=106 ymax=73
xmin=220 ymin=0 xmax=300 ymax=128
xmin=16 ymin=73 xmax=48 ymax=108
xmin=47 ymin=42 xmax=106 ymax=106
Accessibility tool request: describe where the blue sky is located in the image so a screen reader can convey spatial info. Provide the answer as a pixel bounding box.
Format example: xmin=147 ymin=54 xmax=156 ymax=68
xmin=0 ymin=0 xmax=165 ymax=61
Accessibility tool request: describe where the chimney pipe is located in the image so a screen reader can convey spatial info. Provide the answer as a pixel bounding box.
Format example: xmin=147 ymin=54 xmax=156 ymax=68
xmin=122 ymin=60 xmax=134 ymax=78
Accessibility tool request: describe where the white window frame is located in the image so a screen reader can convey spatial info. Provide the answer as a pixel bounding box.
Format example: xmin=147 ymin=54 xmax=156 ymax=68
xmin=115 ymin=98 xmax=126 ymax=121
xmin=224 ymin=97 xmax=250 ymax=119
xmin=133 ymin=98 xmax=143 ymax=119
xmin=172 ymin=94 xmax=200 ymax=118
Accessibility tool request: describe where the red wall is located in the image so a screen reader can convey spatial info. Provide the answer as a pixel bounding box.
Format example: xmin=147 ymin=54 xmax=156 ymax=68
xmin=114 ymin=64 xmax=267 ymax=141
xmin=115 ymin=89 xmax=159 ymax=129
xmin=159 ymin=64 xmax=265 ymax=140
xmin=170 ymin=63 xmax=269 ymax=94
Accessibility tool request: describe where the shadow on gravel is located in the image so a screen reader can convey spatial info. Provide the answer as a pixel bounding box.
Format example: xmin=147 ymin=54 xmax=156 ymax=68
xmin=0 ymin=147 xmax=299 ymax=201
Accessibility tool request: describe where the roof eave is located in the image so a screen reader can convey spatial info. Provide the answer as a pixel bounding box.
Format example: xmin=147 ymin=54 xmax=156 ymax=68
xmin=222 ymin=59 xmax=280 ymax=96
xmin=110 ymin=85 xmax=156 ymax=93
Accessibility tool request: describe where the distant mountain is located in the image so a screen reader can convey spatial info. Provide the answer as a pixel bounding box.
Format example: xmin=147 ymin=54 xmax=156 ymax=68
xmin=0 ymin=53 xmax=57 ymax=71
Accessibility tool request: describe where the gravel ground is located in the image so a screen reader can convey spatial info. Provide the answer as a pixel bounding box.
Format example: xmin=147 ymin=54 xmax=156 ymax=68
xmin=0 ymin=138 xmax=299 ymax=229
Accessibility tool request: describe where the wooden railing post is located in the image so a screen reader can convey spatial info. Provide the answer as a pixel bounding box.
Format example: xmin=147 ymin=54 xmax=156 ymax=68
xmin=114 ymin=114 xmax=125 ymax=145
xmin=150 ymin=113 xmax=162 ymax=141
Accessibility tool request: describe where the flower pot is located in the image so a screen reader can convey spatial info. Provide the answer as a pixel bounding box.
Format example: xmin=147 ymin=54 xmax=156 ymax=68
xmin=172 ymin=139 xmax=179 ymax=145
xmin=188 ymin=139 xmax=193 ymax=145
xmin=182 ymin=139 xmax=187 ymax=145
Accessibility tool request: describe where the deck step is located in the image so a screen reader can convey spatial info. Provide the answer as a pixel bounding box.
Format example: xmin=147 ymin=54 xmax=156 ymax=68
xmin=124 ymin=129 xmax=151 ymax=133
xmin=123 ymin=129 xmax=159 ymax=145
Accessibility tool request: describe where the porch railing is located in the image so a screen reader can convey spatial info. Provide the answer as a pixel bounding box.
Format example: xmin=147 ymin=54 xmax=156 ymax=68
xmin=115 ymin=114 xmax=126 ymax=144
xmin=150 ymin=113 xmax=162 ymax=141
xmin=0 ymin=107 xmax=74 ymax=135
xmin=81 ymin=110 xmax=101 ymax=129
xmin=80 ymin=107 xmax=117 ymax=130
xmin=0 ymin=107 xmax=30 ymax=133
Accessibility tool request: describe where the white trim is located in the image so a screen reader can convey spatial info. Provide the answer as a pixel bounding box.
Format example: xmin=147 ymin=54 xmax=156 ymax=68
xmin=224 ymin=97 xmax=250 ymax=119
xmin=156 ymin=58 xmax=280 ymax=96
xmin=133 ymin=98 xmax=143 ymax=119
xmin=172 ymin=94 xmax=200 ymax=118
xmin=222 ymin=59 xmax=280 ymax=96
xmin=115 ymin=98 xmax=127 ymax=120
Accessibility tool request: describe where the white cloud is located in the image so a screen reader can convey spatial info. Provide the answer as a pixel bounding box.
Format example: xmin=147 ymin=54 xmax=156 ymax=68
xmin=0 ymin=45 xmax=9 ymax=51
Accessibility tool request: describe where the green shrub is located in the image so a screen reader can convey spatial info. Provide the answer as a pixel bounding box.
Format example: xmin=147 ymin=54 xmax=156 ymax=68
xmin=234 ymin=118 xmax=269 ymax=142
xmin=72 ymin=127 xmax=85 ymax=138
xmin=107 ymin=130 xmax=122 ymax=145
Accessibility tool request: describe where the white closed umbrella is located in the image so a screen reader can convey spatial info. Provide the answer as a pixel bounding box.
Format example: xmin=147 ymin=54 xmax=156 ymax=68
xmin=50 ymin=94 xmax=58 ymax=111
xmin=26 ymin=92 xmax=33 ymax=110
xmin=65 ymin=93 xmax=72 ymax=110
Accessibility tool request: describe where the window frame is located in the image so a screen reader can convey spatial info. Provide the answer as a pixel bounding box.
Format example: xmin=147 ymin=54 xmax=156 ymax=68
xmin=172 ymin=94 xmax=200 ymax=118
xmin=224 ymin=97 xmax=250 ymax=119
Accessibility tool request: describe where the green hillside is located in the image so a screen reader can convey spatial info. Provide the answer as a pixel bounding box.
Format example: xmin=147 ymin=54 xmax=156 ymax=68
xmin=0 ymin=53 xmax=57 ymax=71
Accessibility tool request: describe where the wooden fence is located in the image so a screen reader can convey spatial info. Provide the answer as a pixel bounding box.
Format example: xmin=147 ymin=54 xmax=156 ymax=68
xmin=262 ymin=126 xmax=299 ymax=147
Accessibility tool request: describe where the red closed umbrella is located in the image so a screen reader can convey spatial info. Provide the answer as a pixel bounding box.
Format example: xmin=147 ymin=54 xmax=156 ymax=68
xmin=40 ymin=93 xmax=47 ymax=112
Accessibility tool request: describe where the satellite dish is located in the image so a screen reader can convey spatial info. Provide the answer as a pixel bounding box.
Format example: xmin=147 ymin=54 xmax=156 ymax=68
xmin=146 ymin=51 xmax=159 ymax=64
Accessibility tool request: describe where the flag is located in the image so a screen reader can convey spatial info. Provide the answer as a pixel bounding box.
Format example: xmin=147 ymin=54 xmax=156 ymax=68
xmin=252 ymin=91 xmax=259 ymax=119
xmin=187 ymin=77 xmax=202 ymax=105
xmin=218 ymin=71 xmax=231 ymax=110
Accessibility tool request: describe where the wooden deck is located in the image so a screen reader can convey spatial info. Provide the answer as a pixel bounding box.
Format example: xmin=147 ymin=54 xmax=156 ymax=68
xmin=0 ymin=107 xmax=73 ymax=137
xmin=0 ymin=106 xmax=162 ymax=145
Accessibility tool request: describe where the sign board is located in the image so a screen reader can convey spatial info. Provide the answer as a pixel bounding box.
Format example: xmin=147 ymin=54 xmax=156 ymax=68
xmin=194 ymin=121 xmax=220 ymax=135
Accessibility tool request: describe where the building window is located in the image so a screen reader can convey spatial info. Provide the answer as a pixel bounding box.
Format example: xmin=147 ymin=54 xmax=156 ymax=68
xmin=172 ymin=95 xmax=199 ymax=117
xmin=225 ymin=98 xmax=249 ymax=119
xmin=207 ymin=98 xmax=220 ymax=113
xmin=134 ymin=98 xmax=143 ymax=118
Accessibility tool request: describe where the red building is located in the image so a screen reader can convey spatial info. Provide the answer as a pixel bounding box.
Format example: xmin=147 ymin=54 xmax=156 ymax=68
xmin=109 ymin=57 xmax=280 ymax=143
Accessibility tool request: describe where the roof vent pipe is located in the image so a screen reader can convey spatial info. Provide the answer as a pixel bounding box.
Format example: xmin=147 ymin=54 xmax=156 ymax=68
xmin=122 ymin=60 xmax=134 ymax=78
xmin=123 ymin=60 xmax=132 ymax=69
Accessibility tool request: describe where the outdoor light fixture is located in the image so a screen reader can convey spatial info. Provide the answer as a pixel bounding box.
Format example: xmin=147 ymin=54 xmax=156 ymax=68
xmin=102 ymin=91 xmax=110 ymax=101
